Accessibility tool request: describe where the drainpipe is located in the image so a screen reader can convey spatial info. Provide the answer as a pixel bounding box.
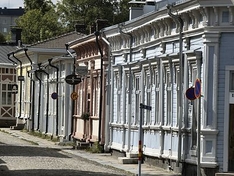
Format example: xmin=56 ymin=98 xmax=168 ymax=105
xmin=12 ymin=52 xmax=22 ymax=119
xmin=38 ymin=68 xmax=49 ymax=134
xmin=196 ymin=53 xmax=202 ymax=176
xmin=65 ymin=43 xmax=75 ymax=141
xmin=101 ymin=36 xmax=111 ymax=151
xmin=119 ymin=27 xmax=133 ymax=152
xmin=24 ymin=49 xmax=35 ymax=131
xmin=7 ymin=53 xmax=17 ymax=65
xmin=167 ymin=4 xmax=184 ymax=167
xmin=94 ymin=31 xmax=104 ymax=144
xmin=48 ymin=58 xmax=59 ymax=136
xmin=34 ymin=70 xmax=42 ymax=131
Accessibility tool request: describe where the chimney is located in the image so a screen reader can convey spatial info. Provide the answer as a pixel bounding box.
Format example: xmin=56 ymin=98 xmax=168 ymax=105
xmin=95 ymin=19 xmax=109 ymax=31
xmin=75 ymin=22 xmax=86 ymax=33
xmin=128 ymin=1 xmax=144 ymax=20
xmin=11 ymin=27 xmax=22 ymax=46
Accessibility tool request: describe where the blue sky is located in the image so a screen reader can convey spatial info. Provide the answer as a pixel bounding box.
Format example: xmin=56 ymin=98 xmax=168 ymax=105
xmin=0 ymin=0 xmax=59 ymax=8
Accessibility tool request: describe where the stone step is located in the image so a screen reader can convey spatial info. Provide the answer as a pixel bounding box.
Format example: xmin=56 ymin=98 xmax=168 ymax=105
xmin=118 ymin=157 xmax=138 ymax=164
xmin=126 ymin=152 xmax=138 ymax=158
xmin=10 ymin=123 xmax=25 ymax=130
xmin=75 ymin=141 xmax=90 ymax=149
xmin=216 ymin=173 xmax=234 ymax=176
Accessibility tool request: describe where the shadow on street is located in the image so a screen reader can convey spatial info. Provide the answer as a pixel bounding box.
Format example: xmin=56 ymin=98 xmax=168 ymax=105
xmin=0 ymin=144 xmax=70 ymax=158
xmin=0 ymin=168 xmax=127 ymax=176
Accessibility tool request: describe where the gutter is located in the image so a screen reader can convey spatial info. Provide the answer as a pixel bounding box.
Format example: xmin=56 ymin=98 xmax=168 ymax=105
xmin=65 ymin=43 xmax=76 ymax=141
xmin=34 ymin=69 xmax=42 ymax=131
xmin=24 ymin=49 xmax=35 ymax=131
xmin=48 ymin=58 xmax=59 ymax=136
xmin=7 ymin=53 xmax=17 ymax=65
xmin=12 ymin=52 xmax=22 ymax=119
xmin=167 ymin=4 xmax=184 ymax=168
xmin=38 ymin=68 xmax=49 ymax=134
xmin=94 ymin=31 xmax=104 ymax=144
xmin=100 ymin=36 xmax=111 ymax=151
xmin=119 ymin=27 xmax=133 ymax=152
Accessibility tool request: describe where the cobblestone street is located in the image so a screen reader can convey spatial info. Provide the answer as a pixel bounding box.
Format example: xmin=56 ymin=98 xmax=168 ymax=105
xmin=0 ymin=130 xmax=132 ymax=176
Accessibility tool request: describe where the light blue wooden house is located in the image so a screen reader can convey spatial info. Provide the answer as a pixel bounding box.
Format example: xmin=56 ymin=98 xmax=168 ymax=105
xmin=102 ymin=0 xmax=234 ymax=175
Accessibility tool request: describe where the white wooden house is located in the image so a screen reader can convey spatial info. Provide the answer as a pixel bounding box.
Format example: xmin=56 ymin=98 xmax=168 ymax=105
xmin=8 ymin=31 xmax=85 ymax=140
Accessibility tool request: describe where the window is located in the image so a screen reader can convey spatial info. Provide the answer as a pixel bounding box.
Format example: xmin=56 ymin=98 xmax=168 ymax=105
xmin=222 ymin=11 xmax=229 ymax=23
xmin=187 ymin=62 xmax=198 ymax=149
xmin=135 ymin=76 xmax=140 ymax=124
xmin=87 ymin=93 xmax=91 ymax=113
xmin=146 ymin=74 xmax=151 ymax=124
xmin=117 ymin=69 xmax=122 ymax=123
xmin=155 ymin=67 xmax=160 ymax=124
xmin=164 ymin=66 xmax=171 ymax=126
xmin=176 ymin=66 xmax=180 ymax=127
xmin=2 ymin=84 xmax=13 ymax=105
xmin=230 ymin=71 xmax=234 ymax=91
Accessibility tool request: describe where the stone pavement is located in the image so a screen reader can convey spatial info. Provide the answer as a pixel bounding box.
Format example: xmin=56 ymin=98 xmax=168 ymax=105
xmin=0 ymin=128 xmax=180 ymax=176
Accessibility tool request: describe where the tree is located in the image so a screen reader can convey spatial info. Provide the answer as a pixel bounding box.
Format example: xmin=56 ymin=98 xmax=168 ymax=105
xmin=24 ymin=0 xmax=55 ymax=14
xmin=16 ymin=0 xmax=63 ymax=44
xmin=16 ymin=0 xmax=130 ymax=43
xmin=113 ymin=0 xmax=130 ymax=24
xmin=57 ymin=0 xmax=129 ymax=33
xmin=0 ymin=32 xmax=6 ymax=43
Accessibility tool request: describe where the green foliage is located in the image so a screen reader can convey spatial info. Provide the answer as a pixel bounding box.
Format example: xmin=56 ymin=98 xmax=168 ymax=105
xmin=27 ymin=130 xmax=59 ymax=142
xmin=17 ymin=0 xmax=129 ymax=44
xmin=57 ymin=0 xmax=129 ymax=33
xmin=16 ymin=8 xmax=63 ymax=44
xmin=87 ymin=141 xmax=103 ymax=153
xmin=5 ymin=32 xmax=12 ymax=43
xmin=24 ymin=0 xmax=55 ymax=14
xmin=113 ymin=0 xmax=130 ymax=24
xmin=81 ymin=112 xmax=90 ymax=120
xmin=0 ymin=33 xmax=6 ymax=43
xmin=16 ymin=0 xmax=64 ymax=44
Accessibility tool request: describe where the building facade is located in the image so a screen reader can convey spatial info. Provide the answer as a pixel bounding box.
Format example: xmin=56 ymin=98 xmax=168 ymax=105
xmin=6 ymin=0 xmax=234 ymax=175
xmin=69 ymin=33 xmax=109 ymax=145
xmin=102 ymin=0 xmax=234 ymax=175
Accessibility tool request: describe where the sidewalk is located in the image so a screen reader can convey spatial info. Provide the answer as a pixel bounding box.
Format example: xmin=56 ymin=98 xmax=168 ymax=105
xmin=0 ymin=128 xmax=180 ymax=176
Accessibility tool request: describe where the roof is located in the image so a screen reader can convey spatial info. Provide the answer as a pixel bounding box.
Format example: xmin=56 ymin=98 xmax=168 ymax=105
xmin=29 ymin=31 xmax=86 ymax=49
xmin=0 ymin=44 xmax=18 ymax=64
xmin=0 ymin=7 xmax=24 ymax=16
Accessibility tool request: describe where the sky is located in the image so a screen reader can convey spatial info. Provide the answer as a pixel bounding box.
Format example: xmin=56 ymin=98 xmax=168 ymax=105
xmin=0 ymin=0 xmax=59 ymax=8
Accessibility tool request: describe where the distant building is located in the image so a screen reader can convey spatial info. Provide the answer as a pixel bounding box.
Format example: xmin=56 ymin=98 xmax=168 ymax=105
xmin=0 ymin=7 xmax=24 ymax=36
